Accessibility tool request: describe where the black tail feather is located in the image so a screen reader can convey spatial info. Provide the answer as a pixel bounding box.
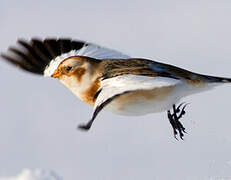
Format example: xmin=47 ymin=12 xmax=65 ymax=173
xmin=201 ymin=74 xmax=231 ymax=83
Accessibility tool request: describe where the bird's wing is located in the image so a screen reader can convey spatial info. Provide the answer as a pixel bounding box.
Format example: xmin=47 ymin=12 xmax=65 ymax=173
xmin=1 ymin=38 xmax=130 ymax=75
xmin=92 ymin=74 xmax=181 ymax=118
xmin=100 ymin=58 xmax=198 ymax=81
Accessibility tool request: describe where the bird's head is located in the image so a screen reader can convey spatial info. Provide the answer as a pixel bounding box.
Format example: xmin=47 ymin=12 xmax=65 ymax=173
xmin=51 ymin=56 xmax=87 ymax=79
xmin=45 ymin=56 xmax=101 ymax=105
xmin=1 ymin=38 xmax=128 ymax=105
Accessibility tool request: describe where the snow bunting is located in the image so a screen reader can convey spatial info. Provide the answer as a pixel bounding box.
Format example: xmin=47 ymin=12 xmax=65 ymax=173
xmin=1 ymin=38 xmax=231 ymax=139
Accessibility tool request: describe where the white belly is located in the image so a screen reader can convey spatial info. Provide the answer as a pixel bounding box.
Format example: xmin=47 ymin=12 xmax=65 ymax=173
xmin=104 ymin=85 xmax=181 ymax=116
xmin=104 ymin=83 xmax=214 ymax=116
xmin=105 ymin=96 xmax=178 ymax=116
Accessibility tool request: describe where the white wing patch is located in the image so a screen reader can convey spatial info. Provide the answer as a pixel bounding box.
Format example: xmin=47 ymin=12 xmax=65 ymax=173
xmin=44 ymin=43 xmax=130 ymax=77
xmin=77 ymin=43 xmax=130 ymax=59
xmin=94 ymin=74 xmax=181 ymax=110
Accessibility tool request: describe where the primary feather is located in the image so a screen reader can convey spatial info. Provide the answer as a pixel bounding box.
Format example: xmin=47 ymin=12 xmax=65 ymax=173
xmin=1 ymin=38 xmax=130 ymax=76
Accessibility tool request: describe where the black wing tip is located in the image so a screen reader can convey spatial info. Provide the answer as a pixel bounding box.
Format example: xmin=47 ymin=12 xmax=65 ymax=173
xmin=0 ymin=52 xmax=6 ymax=58
xmin=1 ymin=37 xmax=87 ymax=75
xmin=0 ymin=53 xmax=43 ymax=75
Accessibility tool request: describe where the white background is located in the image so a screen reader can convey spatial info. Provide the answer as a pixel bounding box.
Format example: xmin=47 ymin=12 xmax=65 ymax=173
xmin=1 ymin=0 xmax=231 ymax=179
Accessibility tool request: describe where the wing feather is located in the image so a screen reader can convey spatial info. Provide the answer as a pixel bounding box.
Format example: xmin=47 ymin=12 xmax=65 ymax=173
xmin=1 ymin=38 xmax=130 ymax=75
xmin=94 ymin=74 xmax=181 ymax=111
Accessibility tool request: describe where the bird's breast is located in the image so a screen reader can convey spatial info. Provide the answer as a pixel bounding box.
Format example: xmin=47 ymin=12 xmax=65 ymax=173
xmin=59 ymin=71 xmax=101 ymax=106
xmin=80 ymin=78 xmax=101 ymax=106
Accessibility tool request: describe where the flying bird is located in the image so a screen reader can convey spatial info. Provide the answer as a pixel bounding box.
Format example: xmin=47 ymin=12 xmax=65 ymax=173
xmin=1 ymin=38 xmax=231 ymax=139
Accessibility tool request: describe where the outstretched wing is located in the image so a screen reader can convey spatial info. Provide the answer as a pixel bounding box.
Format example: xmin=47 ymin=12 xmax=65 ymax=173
xmin=1 ymin=38 xmax=130 ymax=76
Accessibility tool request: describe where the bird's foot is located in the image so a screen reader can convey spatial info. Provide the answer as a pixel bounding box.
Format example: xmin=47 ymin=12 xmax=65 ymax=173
xmin=78 ymin=119 xmax=93 ymax=131
xmin=78 ymin=124 xmax=91 ymax=131
xmin=167 ymin=103 xmax=188 ymax=140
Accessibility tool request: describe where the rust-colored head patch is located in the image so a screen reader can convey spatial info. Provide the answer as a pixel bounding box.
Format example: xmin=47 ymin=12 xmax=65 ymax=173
xmin=72 ymin=67 xmax=86 ymax=83
xmin=52 ymin=65 xmax=86 ymax=80
xmin=51 ymin=56 xmax=86 ymax=78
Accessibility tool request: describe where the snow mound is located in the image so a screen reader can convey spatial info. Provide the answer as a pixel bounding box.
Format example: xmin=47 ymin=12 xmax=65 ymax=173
xmin=0 ymin=169 xmax=62 ymax=180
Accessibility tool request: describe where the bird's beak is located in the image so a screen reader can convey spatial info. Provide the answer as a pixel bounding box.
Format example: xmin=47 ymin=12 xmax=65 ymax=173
xmin=52 ymin=69 xmax=61 ymax=78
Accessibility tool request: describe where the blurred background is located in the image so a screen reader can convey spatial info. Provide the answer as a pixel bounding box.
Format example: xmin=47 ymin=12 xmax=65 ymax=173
xmin=1 ymin=0 xmax=231 ymax=179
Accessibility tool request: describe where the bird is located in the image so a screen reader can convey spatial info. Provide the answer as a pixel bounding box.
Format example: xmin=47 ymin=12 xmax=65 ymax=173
xmin=1 ymin=38 xmax=231 ymax=140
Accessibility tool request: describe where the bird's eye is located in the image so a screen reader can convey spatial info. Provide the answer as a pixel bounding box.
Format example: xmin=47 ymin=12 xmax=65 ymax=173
xmin=65 ymin=66 xmax=72 ymax=72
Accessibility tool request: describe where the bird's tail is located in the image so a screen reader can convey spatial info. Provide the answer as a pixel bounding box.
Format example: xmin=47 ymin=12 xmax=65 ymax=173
xmin=199 ymin=74 xmax=231 ymax=84
xmin=183 ymin=73 xmax=231 ymax=97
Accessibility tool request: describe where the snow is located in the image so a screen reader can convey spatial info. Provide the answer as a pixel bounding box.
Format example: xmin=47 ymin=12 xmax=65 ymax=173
xmin=0 ymin=169 xmax=62 ymax=180
xmin=0 ymin=169 xmax=231 ymax=180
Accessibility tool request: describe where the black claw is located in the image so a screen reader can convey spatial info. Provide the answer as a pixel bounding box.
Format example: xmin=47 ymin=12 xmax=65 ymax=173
xmin=178 ymin=104 xmax=189 ymax=119
xmin=176 ymin=102 xmax=185 ymax=113
xmin=167 ymin=103 xmax=189 ymax=140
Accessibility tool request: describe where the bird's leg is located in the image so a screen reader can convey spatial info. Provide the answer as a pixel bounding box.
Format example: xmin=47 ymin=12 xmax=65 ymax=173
xmin=167 ymin=110 xmax=178 ymax=138
xmin=78 ymin=96 xmax=113 ymax=131
xmin=167 ymin=103 xmax=188 ymax=140
xmin=78 ymin=108 xmax=99 ymax=131
xmin=78 ymin=106 xmax=99 ymax=130
xmin=173 ymin=104 xmax=186 ymax=136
